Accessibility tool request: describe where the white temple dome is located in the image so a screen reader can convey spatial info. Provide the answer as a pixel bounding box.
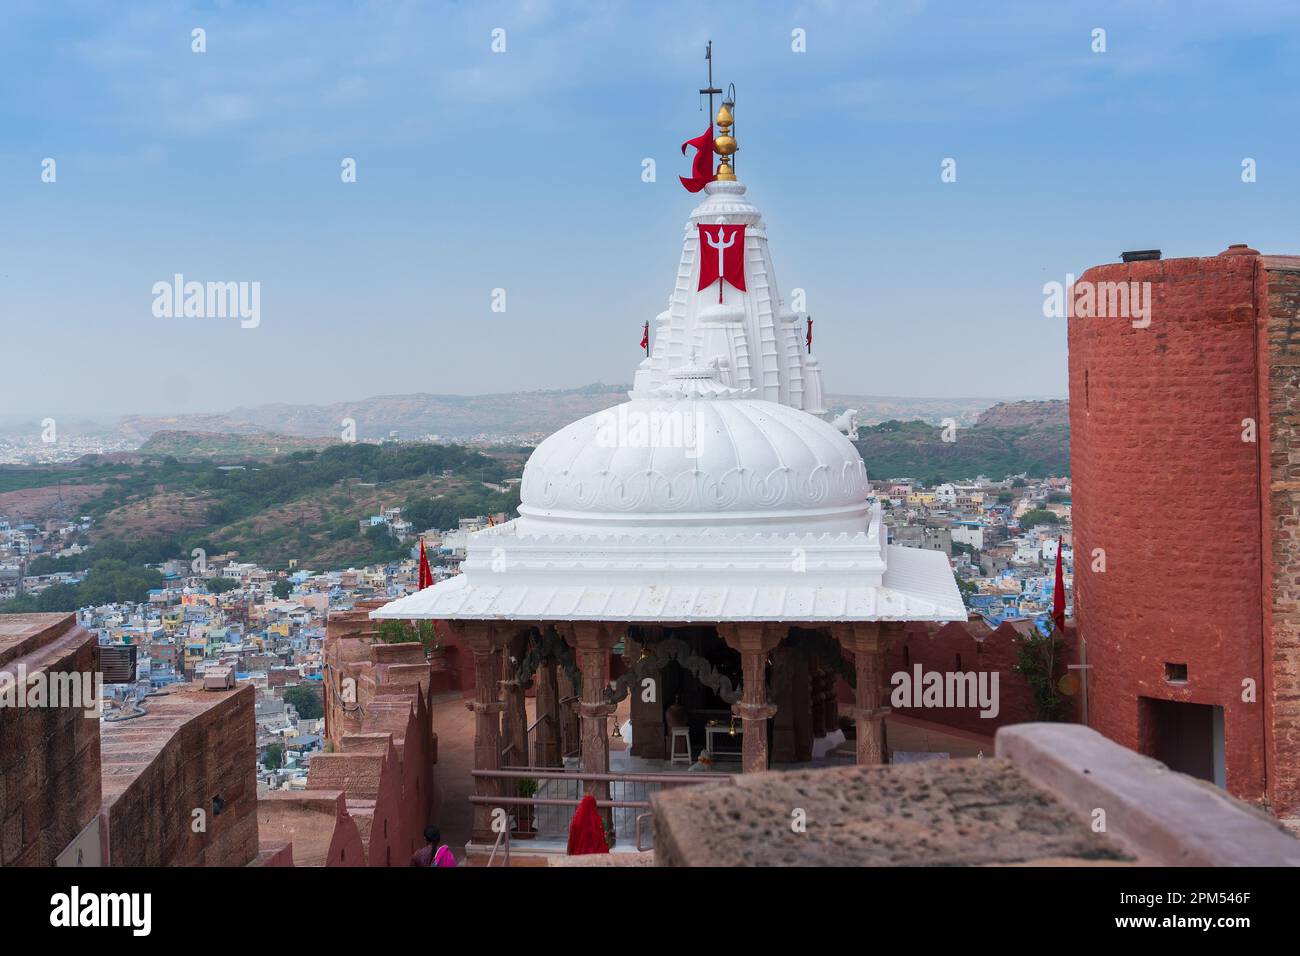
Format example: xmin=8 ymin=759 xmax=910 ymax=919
xmin=518 ymin=365 xmax=869 ymax=534
xmin=372 ymin=172 xmax=965 ymax=624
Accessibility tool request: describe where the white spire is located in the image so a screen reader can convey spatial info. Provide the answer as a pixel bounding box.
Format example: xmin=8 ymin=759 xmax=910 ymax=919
xmin=630 ymin=179 xmax=826 ymax=415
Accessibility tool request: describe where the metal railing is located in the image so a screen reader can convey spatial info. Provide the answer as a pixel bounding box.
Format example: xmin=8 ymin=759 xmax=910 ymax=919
xmin=472 ymin=767 xmax=731 ymax=851
xmin=527 ymin=711 xmax=556 ymax=766
xmin=486 ymin=816 xmax=511 ymax=867
xmin=500 ymin=712 xmax=563 ymax=842
xmin=559 ymin=696 xmax=581 ymax=758
xmin=501 ymin=711 xmax=563 ymax=771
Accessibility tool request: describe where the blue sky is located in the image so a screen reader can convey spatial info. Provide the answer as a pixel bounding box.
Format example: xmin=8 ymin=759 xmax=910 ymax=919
xmin=2 ymin=0 xmax=1297 ymax=417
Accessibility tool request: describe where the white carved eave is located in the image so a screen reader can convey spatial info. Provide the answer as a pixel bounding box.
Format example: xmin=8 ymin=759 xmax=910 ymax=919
xmin=371 ymin=505 xmax=968 ymax=624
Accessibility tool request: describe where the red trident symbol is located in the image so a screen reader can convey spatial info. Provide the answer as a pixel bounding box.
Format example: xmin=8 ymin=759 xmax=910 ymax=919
xmin=706 ymin=227 xmax=736 ymax=303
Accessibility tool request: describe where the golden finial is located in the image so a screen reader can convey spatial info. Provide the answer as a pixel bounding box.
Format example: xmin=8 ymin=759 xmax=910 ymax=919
xmin=714 ymin=88 xmax=737 ymax=181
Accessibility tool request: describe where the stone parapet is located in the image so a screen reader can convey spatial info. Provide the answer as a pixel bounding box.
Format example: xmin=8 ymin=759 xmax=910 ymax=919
xmin=650 ymin=723 xmax=1299 ymax=866
xmin=0 ymin=613 xmax=102 ymax=867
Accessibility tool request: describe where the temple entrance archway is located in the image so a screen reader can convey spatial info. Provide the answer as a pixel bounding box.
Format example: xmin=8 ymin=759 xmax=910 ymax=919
xmin=610 ymin=628 xmax=744 ymax=766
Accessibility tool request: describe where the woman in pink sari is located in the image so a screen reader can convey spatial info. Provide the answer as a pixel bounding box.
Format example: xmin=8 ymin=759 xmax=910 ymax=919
xmin=432 ymin=844 xmax=457 ymax=867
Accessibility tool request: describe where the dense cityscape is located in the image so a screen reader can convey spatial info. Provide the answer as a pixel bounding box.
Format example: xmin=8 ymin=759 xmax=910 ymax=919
xmin=1 ymin=463 xmax=1071 ymax=798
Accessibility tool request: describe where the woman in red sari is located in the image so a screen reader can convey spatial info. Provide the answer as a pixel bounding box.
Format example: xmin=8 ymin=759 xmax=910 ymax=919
xmin=567 ymin=794 xmax=609 ymax=855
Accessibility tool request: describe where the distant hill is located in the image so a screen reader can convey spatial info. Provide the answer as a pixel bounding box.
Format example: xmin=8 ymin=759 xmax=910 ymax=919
xmin=115 ymin=384 xmax=631 ymax=444
xmin=13 ymin=442 xmax=526 ymax=574
xmin=2 ymin=391 xmax=1070 ymax=592
xmin=974 ymin=400 xmax=1069 ymax=429
xmin=137 ymin=430 xmax=335 ymax=459
xmin=825 ymin=394 xmax=1006 ymax=427
xmin=106 ymin=385 xmax=1048 ymax=446
xmin=853 ymin=400 xmax=1070 ymax=482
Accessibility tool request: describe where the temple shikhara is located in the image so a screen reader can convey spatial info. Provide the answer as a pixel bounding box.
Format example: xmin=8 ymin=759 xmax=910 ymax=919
xmin=373 ymin=58 xmax=965 ymax=854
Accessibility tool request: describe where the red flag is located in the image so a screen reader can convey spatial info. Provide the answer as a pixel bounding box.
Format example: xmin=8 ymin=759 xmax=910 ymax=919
xmin=806 ymin=316 xmax=813 ymax=353
xmin=679 ymin=126 xmax=715 ymax=193
xmin=639 ymin=320 xmax=649 ymax=353
xmin=697 ymin=224 xmax=746 ymax=303
xmin=418 ymin=535 xmax=433 ymax=590
xmin=567 ymin=794 xmax=609 ymax=855
xmin=1052 ymin=535 xmax=1066 ymax=632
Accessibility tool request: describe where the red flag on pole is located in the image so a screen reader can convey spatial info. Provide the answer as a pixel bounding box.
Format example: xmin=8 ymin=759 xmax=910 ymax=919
xmin=679 ymin=126 xmax=715 ymax=193
xmin=640 ymin=320 xmax=649 ymax=353
xmin=1052 ymin=535 xmax=1066 ymax=632
xmin=697 ymin=224 xmax=746 ymax=303
xmin=418 ymin=535 xmax=433 ymax=590
xmin=806 ymin=316 xmax=813 ymax=353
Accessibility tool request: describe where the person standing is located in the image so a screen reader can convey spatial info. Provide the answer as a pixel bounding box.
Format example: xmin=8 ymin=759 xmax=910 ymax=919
xmin=410 ymin=825 xmax=457 ymax=867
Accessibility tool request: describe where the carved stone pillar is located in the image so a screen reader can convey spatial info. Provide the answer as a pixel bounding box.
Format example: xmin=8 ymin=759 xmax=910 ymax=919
xmin=770 ymin=646 xmax=797 ymax=763
xmin=810 ymin=664 xmax=828 ymax=738
xmin=626 ymin=633 xmax=666 ymax=759
xmin=772 ymin=646 xmax=812 ymax=763
xmin=792 ymin=659 xmax=813 ymax=762
xmin=880 ymin=622 xmax=903 ymax=757
xmin=823 ymin=660 xmax=839 ymax=732
xmin=451 ymin=621 xmax=507 ymax=843
xmin=533 ymin=657 xmax=562 ymax=768
xmin=841 ymin=622 xmax=892 ymax=765
xmin=501 ymin=631 xmax=529 ymax=768
xmin=565 ymin=622 xmax=619 ymax=840
xmin=557 ymin=666 xmax=580 ymax=758
xmin=719 ymin=624 xmax=782 ymax=774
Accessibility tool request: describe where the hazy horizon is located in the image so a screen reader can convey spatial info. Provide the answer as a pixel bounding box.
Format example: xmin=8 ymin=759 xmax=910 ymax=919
xmin=0 ymin=381 xmax=1070 ymax=430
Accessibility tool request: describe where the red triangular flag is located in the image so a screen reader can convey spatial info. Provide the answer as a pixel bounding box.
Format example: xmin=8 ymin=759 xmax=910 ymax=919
xmin=1052 ymin=535 xmax=1066 ymax=632
xmin=418 ymin=536 xmax=433 ymax=590
xmin=806 ymin=316 xmax=813 ymax=353
xmin=679 ymin=125 xmax=715 ymax=193
xmin=640 ymin=320 xmax=649 ymax=352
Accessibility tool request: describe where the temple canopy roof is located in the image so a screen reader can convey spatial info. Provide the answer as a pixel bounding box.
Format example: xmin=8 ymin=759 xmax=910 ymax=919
xmin=372 ymin=512 xmax=964 ymax=623
xmin=373 ymin=176 xmax=966 ymax=626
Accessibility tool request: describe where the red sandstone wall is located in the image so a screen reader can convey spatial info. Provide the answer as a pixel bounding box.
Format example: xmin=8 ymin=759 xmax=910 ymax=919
xmin=313 ymin=736 xmax=407 ymax=866
xmin=0 ymin=615 xmax=102 ymax=866
xmin=253 ymin=842 xmax=295 ymax=867
xmin=831 ymin=621 xmax=1081 ymax=740
xmin=439 ymin=632 xmax=478 ymax=696
xmin=104 ymin=685 xmax=259 ymax=866
xmin=1258 ymin=258 xmax=1300 ymax=819
xmin=869 ymin=621 xmax=1081 ymax=740
xmin=258 ymin=790 xmax=365 ymax=866
xmin=322 ymin=606 xmax=379 ymax=750
xmin=1069 ymin=251 xmax=1270 ymax=804
xmin=325 ymin=804 xmax=367 ymax=866
xmin=315 ymin=607 xmax=440 ymax=865
xmin=398 ymin=692 xmax=437 ymax=856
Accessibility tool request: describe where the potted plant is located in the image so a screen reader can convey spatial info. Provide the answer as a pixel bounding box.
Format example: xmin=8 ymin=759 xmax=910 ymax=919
xmin=513 ymin=777 xmax=538 ymax=838
xmin=377 ymin=619 xmax=444 ymax=661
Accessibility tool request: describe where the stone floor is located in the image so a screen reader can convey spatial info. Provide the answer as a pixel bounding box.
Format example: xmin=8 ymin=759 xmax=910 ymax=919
xmin=652 ymin=756 xmax=1136 ymax=866
xmin=428 ymin=691 xmax=993 ymax=862
xmin=427 ymin=691 xmax=477 ymax=861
